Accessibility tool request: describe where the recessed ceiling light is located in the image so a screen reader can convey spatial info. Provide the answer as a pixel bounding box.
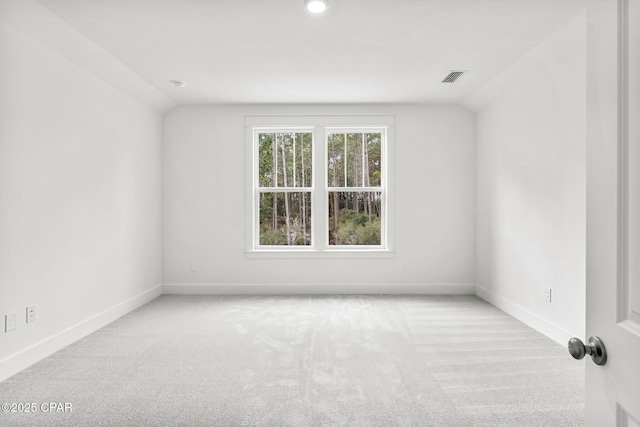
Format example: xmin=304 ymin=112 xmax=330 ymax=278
xmin=304 ymin=0 xmax=328 ymax=14
xmin=169 ymin=80 xmax=187 ymax=88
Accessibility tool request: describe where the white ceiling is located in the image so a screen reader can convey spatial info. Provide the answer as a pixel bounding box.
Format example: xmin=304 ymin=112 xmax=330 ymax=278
xmin=36 ymin=0 xmax=586 ymax=105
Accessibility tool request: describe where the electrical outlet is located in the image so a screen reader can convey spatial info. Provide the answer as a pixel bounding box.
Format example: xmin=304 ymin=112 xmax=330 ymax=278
xmin=26 ymin=306 xmax=36 ymax=323
xmin=190 ymin=261 xmax=197 ymax=272
xmin=544 ymin=288 xmax=552 ymax=303
xmin=5 ymin=313 xmax=17 ymax=332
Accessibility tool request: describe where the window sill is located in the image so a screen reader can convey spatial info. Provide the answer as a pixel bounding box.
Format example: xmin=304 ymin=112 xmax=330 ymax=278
xmin=245 ymin=250 xmax=396 ymax=259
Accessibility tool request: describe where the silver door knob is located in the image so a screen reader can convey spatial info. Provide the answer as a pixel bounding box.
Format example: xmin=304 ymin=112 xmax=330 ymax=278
xmin=568 ymin=336 xmax=607 ymax=366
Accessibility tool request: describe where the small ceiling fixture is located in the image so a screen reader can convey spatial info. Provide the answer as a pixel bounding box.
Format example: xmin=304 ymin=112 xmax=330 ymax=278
xmin=304 ymin=0 xmax=328 ymax=14
xmin=169 ymin=80 xmax=187 ymax=88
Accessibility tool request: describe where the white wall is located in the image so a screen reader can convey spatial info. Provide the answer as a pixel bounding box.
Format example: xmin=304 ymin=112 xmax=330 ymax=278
xmin=163 ymin=104 xmax=475 ymax=292
xmin=468 ymin=13 xmax=586 ymax=343
xmin=0 ymin=11 xmax=163 ymax=379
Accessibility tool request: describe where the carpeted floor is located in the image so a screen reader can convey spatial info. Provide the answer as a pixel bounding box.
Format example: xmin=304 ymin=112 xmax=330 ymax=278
xmin=0 ymin=295 xmax=584 ymax=426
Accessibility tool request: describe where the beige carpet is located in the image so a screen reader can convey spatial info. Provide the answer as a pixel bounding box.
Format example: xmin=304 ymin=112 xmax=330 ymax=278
xmin=0 ymin=295 xmax=584 ymax=426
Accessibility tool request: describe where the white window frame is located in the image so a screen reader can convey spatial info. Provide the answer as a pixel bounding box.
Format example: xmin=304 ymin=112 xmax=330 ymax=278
xmin=245 ymin=115 xmax=395 ymax=259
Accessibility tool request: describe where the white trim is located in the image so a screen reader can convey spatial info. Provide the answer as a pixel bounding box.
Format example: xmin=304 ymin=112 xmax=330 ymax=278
xmin=314 ymin=125 xmax=326 ymax=251
xmin=0 ymin=286 xmax=162 ymax=383
xmin=258 ymin=187 xmax=313 ymax=193
xmin=246 ymin=115 xmax=395 ymax=127
xmin=245 ymin=250 xmax=395 ymax=259
xmin=617 ymin=403 xmax=640 ymax=427
xmin=245 ymin=123 xmax=255 ymax=253
xmin=384 ymin=125 xmax=396 ymax=251
xmin=475 ymin=285 xmax=578 ymax=346
xmin=164 ymin=283 xmax=475 ymax=295
xmin=245 ymin=115 xmax=395 ymax=256
xmin=617 ymin=0 xmax=629 ymax=324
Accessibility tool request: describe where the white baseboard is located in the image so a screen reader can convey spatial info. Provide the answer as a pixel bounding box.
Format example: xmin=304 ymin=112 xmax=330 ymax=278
xmin=0 ymin=285 xmax=162 ymax=383
xmin=163 ymin=283 xmax=476 ymax=295
xmin=475 ymin=285 xmax=576 ymax=346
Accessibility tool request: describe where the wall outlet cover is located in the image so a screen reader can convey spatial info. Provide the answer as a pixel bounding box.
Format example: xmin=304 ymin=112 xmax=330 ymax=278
xmin=26 ymin=305 xmax=36 ymax=323
xmin=5 ymin=313 xmax=17 ymax=332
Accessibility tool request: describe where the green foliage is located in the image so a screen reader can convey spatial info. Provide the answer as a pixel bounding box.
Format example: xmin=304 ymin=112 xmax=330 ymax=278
xmin=327 ymin=132 xmax=382 ymax=187
xmin=260 ymin=228 xmax=287 ymax=245
xmin=259 ymin=192 xmax=312 ymax=246
xmin=357 ymin=221 xmax=381 ymax=245
xmin=257 ymin=132 xmax=313 ymax=246
xmin=334 ymin=209 xmax=381 ymax=245
xmin=258 ymin=132 xmax=312 ymax=188
xmin=258 ymin=130 xmax=382 ymax=247
xmin=258 ymin=134 xmax=274 ymax=187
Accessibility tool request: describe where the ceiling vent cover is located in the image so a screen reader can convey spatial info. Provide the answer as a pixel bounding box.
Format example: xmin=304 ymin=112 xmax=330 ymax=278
xmin=442 ymin=71 xmax=466 ymax=83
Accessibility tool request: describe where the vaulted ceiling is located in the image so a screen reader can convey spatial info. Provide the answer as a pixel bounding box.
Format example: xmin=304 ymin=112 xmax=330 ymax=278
xmin=36 ymin=0 xmax=586 ymax=104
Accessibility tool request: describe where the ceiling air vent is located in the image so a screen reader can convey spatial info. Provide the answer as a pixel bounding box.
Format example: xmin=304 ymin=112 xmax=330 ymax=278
xmin=442 ymin=70 xmax=466 ymax=83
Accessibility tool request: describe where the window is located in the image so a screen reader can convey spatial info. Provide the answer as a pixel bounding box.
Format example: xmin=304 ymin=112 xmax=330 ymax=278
xmin=256 ymin=131 xmax=313 ymax=246
xmin=246 ymin=115 xmax=394 ymax=258
xmin=327 ymin=130 xmax=383 ymax=246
